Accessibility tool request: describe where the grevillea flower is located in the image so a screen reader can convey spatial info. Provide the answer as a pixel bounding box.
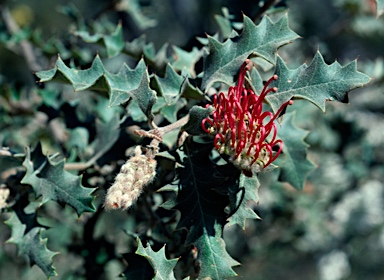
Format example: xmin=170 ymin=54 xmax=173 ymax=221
xmin=202 ymin=59 xmax=293 ymax=174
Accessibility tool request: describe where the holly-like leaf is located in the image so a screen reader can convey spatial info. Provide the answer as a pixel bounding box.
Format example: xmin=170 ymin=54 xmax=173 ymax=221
xmin=202 ymin=14 xmax=299 ymax=90
xmin=276 ymin=111 xmax=316 ymax=190
xmin=21 ymin=145 xmax=96 ymax=216
xmin=171 ymin=46 xmax=203 ymax=78
xmin=35 ymin=56 xmax=157 ymax=120
xmin=5 ymin=212 xmax=58 ymax=278
xmin=154 ymin=64 xmax=203 ymax=105
xmin=74 ymin=23 xmax=125 ymax=57
xmin=227 ymin=173 xmax=260 ymax=230
xmin=195 ymin=222 xmax=240 ymax=280
xmin=128 ymin=70 xmax=158 ymax=121
xmin=376 ymin=0 xmax=384 ymax=17
xmin=105 ymin=59 xmax=146 ymax=106
xmin=36 ymin=55 xmax=104 ymax=91
xmin=135 ymin=238 xmax=178 ymax=280
xmin=265 ymin=52 xmax=371 ymax=113
xmin=161 ymin=138 xmax=240 ymax=279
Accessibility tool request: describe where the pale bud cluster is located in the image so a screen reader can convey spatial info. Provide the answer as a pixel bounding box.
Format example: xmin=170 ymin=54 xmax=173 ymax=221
xmin=0 ymin=186 xmax=10 ymax=210
xmin=104 ymin=146 xmax=157 ymax=210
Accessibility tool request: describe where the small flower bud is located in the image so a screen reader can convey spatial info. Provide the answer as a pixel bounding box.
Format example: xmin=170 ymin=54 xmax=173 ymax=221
xmin=104 ymin=146 xmax=157 ymax=210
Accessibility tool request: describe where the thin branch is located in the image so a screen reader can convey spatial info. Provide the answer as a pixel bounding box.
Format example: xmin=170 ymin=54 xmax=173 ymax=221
xmin=134 ymin=114 xmax=190 ymax=140
xmin=64 ymin=114 xmax=190 ymax=170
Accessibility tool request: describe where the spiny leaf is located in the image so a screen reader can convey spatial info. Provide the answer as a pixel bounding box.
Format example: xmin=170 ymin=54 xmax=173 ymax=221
xmin=227 ymin=173 xmax=260 ymax=230
xmin=128 ymin=70 xmax=158 ymax=121
xmin=106 ymin=59 xmax=147 ymax=106
xmin=171 ymin=46 xmax=203 ymax=78
xmin=202 ymin=14 xmax=299 ymax=90
xmin=74 ymin=22 xmax=125 ymax=57
xmin=154 ymin=64 xmax=203 ymax=105
xmin=21 ymin=145 xmax=96 ymax=216
xmin=195 ymin=222 xmax=240 ymax=280
xmin=135 ymin=238 xmax=178 ymax=280
xmin=276 ymin=111 xmax=316 ymax=190
xmin=36 ymin=55 xmax=104 ymax=91
xmin=162 ymin=138 xmax=240 ymax=279
xmin=35 ymin=56 xmax=157 ymax=120
xmin=5 ymin=212 xmax=58 ymax=278
xmin=265 ymin=52 xmax=371 ymax=113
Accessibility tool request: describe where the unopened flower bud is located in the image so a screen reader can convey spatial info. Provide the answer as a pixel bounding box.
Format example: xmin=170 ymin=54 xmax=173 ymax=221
xmin=104 ymin=146 xmax=157 ymax=210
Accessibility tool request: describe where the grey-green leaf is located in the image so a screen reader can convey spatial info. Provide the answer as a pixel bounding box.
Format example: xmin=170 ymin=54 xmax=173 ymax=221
xmin=135 ymin=238 xmax=178 ymax=280
xmin=21 ymin=146 xmax=96 ymax=216
xmin=202 ymin=14 xmax=299 ymax=90
xmin=266 ymin=52 xmax=371 ymax=113
xmin=5 ymin=213 xmax=58 ymax=278
xmin=276 ymin=111 xmax=316 ymax=190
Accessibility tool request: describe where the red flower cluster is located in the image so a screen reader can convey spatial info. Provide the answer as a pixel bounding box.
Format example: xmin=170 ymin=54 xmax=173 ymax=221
xmin=202 ymin=59 xmax=293 ymax=173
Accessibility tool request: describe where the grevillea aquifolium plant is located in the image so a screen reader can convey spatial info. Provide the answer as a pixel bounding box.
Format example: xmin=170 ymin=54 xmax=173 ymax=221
xmin=0 ymin=1 xmax=377 ymax=279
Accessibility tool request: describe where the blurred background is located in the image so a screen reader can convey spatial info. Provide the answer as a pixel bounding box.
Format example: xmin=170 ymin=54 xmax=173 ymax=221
xmin=1 ymin=0 xmax=384 ymax=279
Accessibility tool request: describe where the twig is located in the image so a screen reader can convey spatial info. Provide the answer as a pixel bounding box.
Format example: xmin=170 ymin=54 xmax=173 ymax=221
xmin=0 ymin=5 xmax=42 ymax=72
xmin=134 ymin=115 xmax=190 ymax=141
xmin=64 ymin=115 xmax=190 ymax=171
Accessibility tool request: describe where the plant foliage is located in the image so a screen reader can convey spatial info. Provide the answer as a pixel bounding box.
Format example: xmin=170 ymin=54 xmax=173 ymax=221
xmin=0 ymin=1 xmax=381 ymax=279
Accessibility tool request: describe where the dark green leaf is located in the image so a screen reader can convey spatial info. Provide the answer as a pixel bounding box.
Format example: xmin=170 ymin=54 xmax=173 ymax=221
xmin=5 ymin=212 xmax=58 ymax=278
xmin=21 ymin=145 xmax=96 ymax=216
xmin=265 ymin=52 xmax=371 ymax=113
xmin=276 ymin=111 xmax=316 ymax=190
xmin=163 ymin=139 xmax=240 ymax=279
xmin=227 ymin=174 xmax=260 ymax=229
xmin=202 ymin=14 xmax=299 ymax=90
xmin=135 ymin=238 xmax=178 ymax=280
